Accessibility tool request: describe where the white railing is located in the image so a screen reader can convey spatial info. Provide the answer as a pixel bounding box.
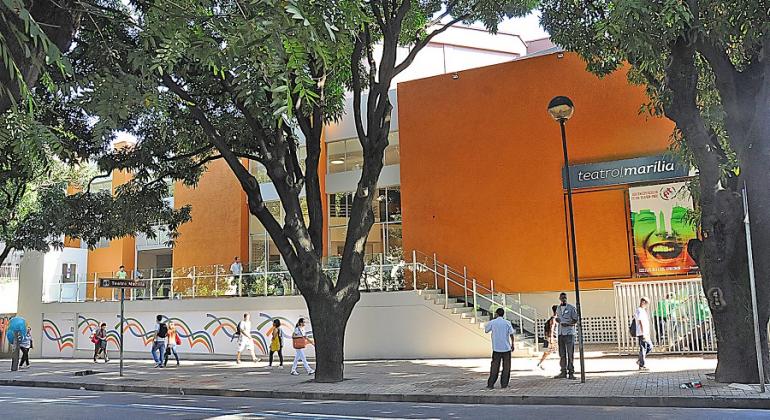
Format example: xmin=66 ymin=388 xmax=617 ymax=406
xmin=614 ymin=278 xmax=716 ymax=354
xmin=0 ymin=264 xmax=20 ymax=281
xmin=408 ymin=250 xmax=539 ymax=350
xmin=43 ymin=259 xmax=407 ymax=303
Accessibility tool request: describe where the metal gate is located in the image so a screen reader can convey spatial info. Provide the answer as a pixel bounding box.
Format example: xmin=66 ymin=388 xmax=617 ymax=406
xmin=614 ymin=278 xmax=716 ymax=354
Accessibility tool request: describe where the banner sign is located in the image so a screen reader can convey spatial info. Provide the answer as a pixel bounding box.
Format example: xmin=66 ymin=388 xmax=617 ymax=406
xmin=629 ymin=181 xmax=699 ymax=277
xmin=99 ymin=278 xmax=146 ymax=288
xmin=564 ymin=154 xmax=689 ymax=189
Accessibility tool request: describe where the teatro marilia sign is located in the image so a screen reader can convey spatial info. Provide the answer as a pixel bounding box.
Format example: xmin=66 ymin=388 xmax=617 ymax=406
xmin=564 ymin=154 xmax=690 ymax=189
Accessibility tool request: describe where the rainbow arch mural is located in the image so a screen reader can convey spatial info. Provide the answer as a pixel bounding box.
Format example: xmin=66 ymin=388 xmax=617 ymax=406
xmin=42 ymin=319 xmax=75 ymax=352
xmin=56 ymin=310 xmax=314 ymax=357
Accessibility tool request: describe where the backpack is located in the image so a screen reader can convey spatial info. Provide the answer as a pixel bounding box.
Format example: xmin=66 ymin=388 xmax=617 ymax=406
xmin=629 ymin=318 xmax=637 ymax=336
xmin=157 ymin=322 xmax=168 ymax=338
xmin=543 ymin=317 xmax=553 ymax=339
xmin=235 ymin=322 xmax=242 ymax=337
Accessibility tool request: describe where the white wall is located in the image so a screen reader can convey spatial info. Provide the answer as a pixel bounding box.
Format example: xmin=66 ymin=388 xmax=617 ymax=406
xmin=20 ymin=253 xmax=492 ymax=360
xmin=42 ymin=247 xmax=88 ymax=303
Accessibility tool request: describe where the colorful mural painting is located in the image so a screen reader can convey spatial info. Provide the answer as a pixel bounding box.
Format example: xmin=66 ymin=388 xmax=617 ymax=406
xmin=41 ymin=313 xmax=76 ymax=357
xmin=42 ymin=319 xmax=75 ymax=352
xmin=0 ymin=313 xmax=14 ymax=353
xmin=40 ymin=310 xmax=314 ymax=357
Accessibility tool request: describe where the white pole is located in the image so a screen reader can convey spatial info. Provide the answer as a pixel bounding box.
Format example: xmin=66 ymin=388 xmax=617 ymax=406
xmin=412 ymin=250 xmax=417 ymax=290
xmin=433 ymin=253 xmax=438 ymax=290
xmin=463 ymin=266 xmax=468 ymax=304
xmin=444 ymin=264 xmax=449 ymax=309
xmin=473 ymin=279 xmax=478 ymax=324
xmin=743 ymin=183 xmax=765 ymax=392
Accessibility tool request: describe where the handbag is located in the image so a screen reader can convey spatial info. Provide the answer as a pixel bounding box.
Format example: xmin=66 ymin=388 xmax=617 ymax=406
xmin=175 ymin=334 xmax=182 ymax=346
xmin=91 ymin=334 xmax=99 ymax=344
xmin=292 ymin=336 xmax=307 ymax=349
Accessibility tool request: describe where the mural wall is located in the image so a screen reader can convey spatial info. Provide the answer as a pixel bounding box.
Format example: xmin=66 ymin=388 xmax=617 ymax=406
xmin=41 ymin=313 xmax=76 ymax=357
xmin=42 ymin=310 xmax=312 ymax=357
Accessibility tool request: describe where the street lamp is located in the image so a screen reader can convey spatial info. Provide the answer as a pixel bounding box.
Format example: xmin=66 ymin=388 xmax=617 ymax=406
xmin=548 ymin=96 xmax=586 ymax=383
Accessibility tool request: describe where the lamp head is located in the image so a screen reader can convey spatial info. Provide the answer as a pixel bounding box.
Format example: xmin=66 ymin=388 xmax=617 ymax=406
xmin=548 ymin=96 xmax=574 ymax=122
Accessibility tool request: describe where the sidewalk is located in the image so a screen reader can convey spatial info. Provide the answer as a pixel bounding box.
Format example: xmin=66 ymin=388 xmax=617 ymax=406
xmin=1 ymin=351 xmax=767 ymax=408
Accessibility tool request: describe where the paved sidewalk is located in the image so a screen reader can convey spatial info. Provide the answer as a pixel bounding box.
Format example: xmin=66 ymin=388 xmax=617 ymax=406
xmin=1 ymin=351 xmax=767 ymax=408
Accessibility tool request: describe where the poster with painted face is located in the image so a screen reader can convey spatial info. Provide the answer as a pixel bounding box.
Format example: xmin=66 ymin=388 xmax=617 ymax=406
xmin=629 ymin=181 xmax=699 ymax=276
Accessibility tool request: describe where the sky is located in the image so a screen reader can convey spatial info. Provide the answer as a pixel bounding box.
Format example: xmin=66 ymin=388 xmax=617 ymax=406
xmin=499 ymin=11 xmax=550 ymax=41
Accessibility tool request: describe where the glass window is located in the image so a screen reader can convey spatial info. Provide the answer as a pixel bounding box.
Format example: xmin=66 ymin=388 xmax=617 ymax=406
xmin=327 ymin=133 xmax=399 ymax=174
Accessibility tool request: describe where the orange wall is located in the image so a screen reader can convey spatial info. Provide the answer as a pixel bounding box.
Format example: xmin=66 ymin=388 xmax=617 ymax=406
xmin=397 ymin=52 xmax=676 ymax=293
xmin=173 ymin=159 xmax=249 ymax=268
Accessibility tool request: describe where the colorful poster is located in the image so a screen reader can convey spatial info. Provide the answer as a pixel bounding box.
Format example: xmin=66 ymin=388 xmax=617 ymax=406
xmin=629 ymin=182 xmax=699 ymax=276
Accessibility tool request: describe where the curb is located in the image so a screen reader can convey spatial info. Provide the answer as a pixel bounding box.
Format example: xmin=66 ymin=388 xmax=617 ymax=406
xmin=1 ymin=379 xmax=768 ymax=409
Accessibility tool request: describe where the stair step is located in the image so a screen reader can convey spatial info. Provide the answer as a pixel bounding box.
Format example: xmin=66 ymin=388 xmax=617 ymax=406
xmin=452 ymin=307 xmax=474 ymax=314
xmin=444 ymin=302 xmax=465 ymax=309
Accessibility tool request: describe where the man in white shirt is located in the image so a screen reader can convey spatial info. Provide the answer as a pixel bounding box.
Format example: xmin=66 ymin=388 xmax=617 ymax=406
xmin=235 ymin=313 xmax=259 ymax=364
xmin=484 ymin=308 xmax=515 ymax=389
xmin=230 ymin=257 xmax=243 ymax=296
xmin=634 ymin=297 xmax=653 ymax=370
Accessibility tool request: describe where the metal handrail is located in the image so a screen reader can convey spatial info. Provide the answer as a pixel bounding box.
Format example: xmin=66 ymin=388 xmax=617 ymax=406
xmin=46 ymin=261 xmax=406 ymax=303
xmin=414 ymin=261 xmax=537 ymax=326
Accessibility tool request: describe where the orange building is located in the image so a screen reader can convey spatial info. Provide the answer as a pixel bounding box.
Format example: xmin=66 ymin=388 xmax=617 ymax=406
xmin=399 ymin=51 xmax=695 ymax=296
xmin=73 ymin=51 xmax=696 ymax=304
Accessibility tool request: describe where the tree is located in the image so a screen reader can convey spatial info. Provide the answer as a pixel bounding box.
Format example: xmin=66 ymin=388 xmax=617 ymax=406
xmin=0 ymin=106 xmax=192 ymax=267
xmin=53 ymin=0 xmax=532 ymax=382
xmin=540 ymin=0 xmax=770 ymax=383
xmin=0 ymin=0 xmax=82 ymax=113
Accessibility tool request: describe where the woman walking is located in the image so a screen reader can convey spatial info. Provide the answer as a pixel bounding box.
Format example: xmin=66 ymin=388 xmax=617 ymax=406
xmin=93 ymin=323 xmax=109 ymax=363
xmin=164 ymin=321 xmax=181 ymax=367
xmin=536 ymin=305 xmax=559 ymax=370
xmin=269 ymin=319 xmax=283 ymax=368
xmin=291 ymin=318 xmax=314 ymax=376
xmin=19 ymin=326 xmax=32 ymax=369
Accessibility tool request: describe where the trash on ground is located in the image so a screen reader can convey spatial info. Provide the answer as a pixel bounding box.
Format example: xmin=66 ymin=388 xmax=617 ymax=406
xmin=679 ymin=381 xmax=703 ymax=389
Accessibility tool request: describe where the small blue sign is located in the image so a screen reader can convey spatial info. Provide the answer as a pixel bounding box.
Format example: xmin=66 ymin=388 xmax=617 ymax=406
xmin=564 ymin=154 xmax=690 ymax=189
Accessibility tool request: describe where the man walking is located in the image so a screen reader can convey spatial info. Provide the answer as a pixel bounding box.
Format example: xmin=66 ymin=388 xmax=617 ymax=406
xmin=151 ymin=314 xmax=168 ymax=368
xmin=484 ymin=308 xmax=515 ymax=389
xmin=554 ymin=292 xmax=579 ymax=380
xmin=235 ymin=313 xmax=259 ymax=364
xmin=635 ymin=297 xmax=653 ymax=371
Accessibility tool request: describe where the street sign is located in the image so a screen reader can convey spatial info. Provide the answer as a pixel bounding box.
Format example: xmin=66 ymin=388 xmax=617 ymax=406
xmin=97 ymin=278 xmax=145 ymax=377
xmin=99 ymin=278 xmax=146 ymax=288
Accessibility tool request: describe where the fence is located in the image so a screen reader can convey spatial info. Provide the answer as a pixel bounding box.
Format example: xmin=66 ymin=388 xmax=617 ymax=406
xmin=44 ymin=259 xmax=408 ymax=303
xmin=614 ymin=278 xmax=716 ymax=354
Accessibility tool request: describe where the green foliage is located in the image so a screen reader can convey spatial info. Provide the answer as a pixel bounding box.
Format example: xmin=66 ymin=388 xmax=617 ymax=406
xmin=540 ymin=0 xmax=767 ymax=215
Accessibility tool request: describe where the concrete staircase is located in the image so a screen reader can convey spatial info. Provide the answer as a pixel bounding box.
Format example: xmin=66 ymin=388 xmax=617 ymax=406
xmin=417 ymin=289 xmax=536 ymax=357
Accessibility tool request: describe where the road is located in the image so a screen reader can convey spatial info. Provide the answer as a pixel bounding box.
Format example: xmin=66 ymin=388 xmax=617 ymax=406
xmin=0 ymin=386 xmax=766 ymax=419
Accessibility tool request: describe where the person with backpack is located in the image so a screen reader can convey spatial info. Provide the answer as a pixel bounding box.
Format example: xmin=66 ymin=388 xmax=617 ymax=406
xmin=164 ymin=321 xmax=181 ymax=367
xmin=268 ymin=319 xmax=284 ymax=368
xmin=633 ymin=297 xmax=653 ymax=370
xmin=151 ymin=314 xmax=168 ymax=368
xmin=291 ymin=318 xmax=314 ymax=376
xmin=235 ymin=313 xmax=259 ymax=364
xmin=536 ymin=305 xmax=559 ymax=370
xmin=92 ymin=323 xmax=109 ymax=363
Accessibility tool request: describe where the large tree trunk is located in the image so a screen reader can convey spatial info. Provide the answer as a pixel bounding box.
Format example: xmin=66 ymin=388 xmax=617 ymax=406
xmin=666 ymin=35 xmax=770 ymax=383
xmin=692 ymin=186 xmax=770 ymax=383
xmin=304 ymin=279 xmax=359 ymax=383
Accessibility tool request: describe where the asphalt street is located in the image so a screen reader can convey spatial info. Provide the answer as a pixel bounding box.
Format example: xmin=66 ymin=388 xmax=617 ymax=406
xmin=0 ymin=386 xmax=767 ymax=419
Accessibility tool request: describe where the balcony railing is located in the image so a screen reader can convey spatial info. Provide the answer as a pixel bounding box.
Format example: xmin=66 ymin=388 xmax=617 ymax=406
xmin=44 ymin=257 xmax=408 ymax=303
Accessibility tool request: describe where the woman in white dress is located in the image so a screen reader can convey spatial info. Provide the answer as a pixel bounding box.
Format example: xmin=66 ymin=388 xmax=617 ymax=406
xmin=291 ymin=318 xmax=315 ymax=376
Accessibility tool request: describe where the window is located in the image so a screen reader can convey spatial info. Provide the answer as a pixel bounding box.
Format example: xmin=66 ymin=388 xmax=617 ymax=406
xmin=327 ymin=186 xmax=402 ymax=261
xmin=328 ymin=132 xmax=400 ymax=174
xmin=249 ymin=198 xmax=310 ymax=270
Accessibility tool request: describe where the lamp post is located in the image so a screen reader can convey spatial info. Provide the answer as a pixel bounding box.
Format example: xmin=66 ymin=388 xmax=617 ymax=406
xmin=548 ymin=96 xmax=586 ymax=383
